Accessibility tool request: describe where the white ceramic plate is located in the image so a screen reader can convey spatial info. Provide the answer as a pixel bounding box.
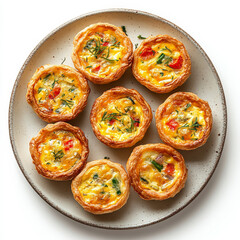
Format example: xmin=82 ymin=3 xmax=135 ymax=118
xmin=9 ymin=9 xmax=227 ymax=229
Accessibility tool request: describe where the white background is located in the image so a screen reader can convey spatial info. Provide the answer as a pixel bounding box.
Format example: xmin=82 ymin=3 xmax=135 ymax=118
xmin=1 ymin=0 xmax=239 ymax=239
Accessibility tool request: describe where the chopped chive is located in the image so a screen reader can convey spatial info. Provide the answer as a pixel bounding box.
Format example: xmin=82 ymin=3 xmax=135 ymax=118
xmin=121 ymin=26 xmax=128 ymax=35
xmin=52 ymin=150 xmax=64 ymax=162
xmin=184 ymin=103 xmax=192 ymax=111
xmin=137 ymin=35 xmax=146 ymax=39
xmin=127 ymin=96 xmax=135 ymax=104
xmin=156 ymin=53 xmax=165 ymax=64
xmin=44 ymin=73 xmax=51 ymax=81
xmin=140 ymin=177 xmax=149 ymax=184
xmin=93 ymin=173 xmax=98 ymax=179
xmin=112 ymin=178 xmax=121 ymax=195
xmin=61 ymin=99 xmax=74 ymax=109
xmin=150 ymin=160 xmax=163 ymax=172
xmin=38 ymin=87 xmax=44 ymax=94
xmin=61 ymin=57 xmax=66 ymax=64
xmin=161 ymin=46 xmax=172 ymax=53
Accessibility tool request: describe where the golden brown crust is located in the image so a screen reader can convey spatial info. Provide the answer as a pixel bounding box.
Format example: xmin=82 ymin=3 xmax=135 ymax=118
xmin=155 ymin=92 xmax=213 ymax=150
xmin=72 ymin=23 xmax=133 ymax=84
xmin=71 ymin=159 xmax=130 ymax=214
xmin=29 ymin=122 xmax=89 ymax=181
xmin=126 ymin=143 xmax=187 ymax=200
xmin=26 ymin=64 xmax=90 ymax=123
xmin=90 ymin=86 xmax=152 ymax=148
xmin=132 ymin=35 xmax=191 ymax=93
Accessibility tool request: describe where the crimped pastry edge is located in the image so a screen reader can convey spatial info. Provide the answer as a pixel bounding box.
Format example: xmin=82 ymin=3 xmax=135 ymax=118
xmin=29 ymin=122 xmax=89 ymax=181
xmin=72 ymin=22 xmax=133 ymax=84
xmin=71 ymin=159 xmax=130 ymax=214
xmin=132 ymin=35 xmax=191 ymax=93
xmin=155 ymin=92 xmax=213 ymax=150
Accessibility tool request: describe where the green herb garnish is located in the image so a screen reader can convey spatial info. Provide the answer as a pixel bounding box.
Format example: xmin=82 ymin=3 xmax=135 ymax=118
xmin=156 ymin=53 xmax=165 ymax=64
xmin=52 ymin=150 xmax=64 ymax=161
xmin=61 ymin=99 xmax=74 ymax=109
xmin=190 ymin=117 xmax=202 ymax=131
xmin=38 ymin=87 xmax=44 ymax=94
xmin=93 ymin=173 xmax=98 ymax=179
xmin=150 ymin=160 xmax=163 ymax=172
xmin=140 ymin=177 xmax=149 ymax=184
xmin=61 ymin=57 xmax=66 ymax=64
xmin=112 ymin=178 xmax=121 ymax=195
xmin=137 ymin=35 xmax=146 ymax=39
xmin=52 ymin=78 xmax=58 ymax=88
xmin=161 ymin=46 xmax=172 ymax=53
xmin=44 ymin=73 xmax=51 ymax=81
xmin=127 ymin=96 xmax=135 ymax=104
xmin=184 ymin=103 xmax=192 ymax=111
xmin=68 ymin=86 xmax=76 ymax=92
xmin=121 ymin=26 xmax=128 ymax=35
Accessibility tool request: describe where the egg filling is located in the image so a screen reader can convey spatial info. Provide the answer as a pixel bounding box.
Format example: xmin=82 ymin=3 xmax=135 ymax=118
xmin=137 ymin=42 xmax=183 ymax=86
xmin=161 ymin=100 xmax=206 ymax=142
xmin=38 ymin=130 xmax=82 ymax=172
xmin=34 ymin=71 xmax=83 ymax=115
xmin=96 ymin=96 xmax=143 ymax=141
xmin=78 ymin=164 xmax=125 ymax=206
xmin=137 ymin=150 xmax=181 ymax=192
xmin=78 ymin=27 xmax=126 ymax=77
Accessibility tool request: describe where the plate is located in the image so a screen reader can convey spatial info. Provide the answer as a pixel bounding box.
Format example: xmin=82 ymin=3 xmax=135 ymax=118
xmin=9 ymin=9 xmax=227 ymax=229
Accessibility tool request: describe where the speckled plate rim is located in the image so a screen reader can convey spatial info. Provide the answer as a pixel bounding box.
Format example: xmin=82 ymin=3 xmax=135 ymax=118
xmin=8 ymin=8 xmax=227 ymax=230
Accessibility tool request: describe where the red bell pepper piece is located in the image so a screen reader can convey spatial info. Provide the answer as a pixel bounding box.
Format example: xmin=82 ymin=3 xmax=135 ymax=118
xmin=166 ymin=119 xmax=179 ymax=131
xmin=168 ymin=56 xmax=183 ymax=69
xmin=92 ymin=65 xmax=101 ymax=73
xmin=48 ymin=86 xmax=61 ymax=99
xmin=64 ymin=139 xmax=74 ymax=151
xmin=132 ymin=117 xmax=140 ymax=127
xmin=109 ymin=119 xmax=115 ymax=125
xmin=140 ymin=47 xmax=155 ymax=60
xmin=165 ymin=163 xmax=175 ymax=176
xmin=102 ymin=41 xmax=109 ymax=46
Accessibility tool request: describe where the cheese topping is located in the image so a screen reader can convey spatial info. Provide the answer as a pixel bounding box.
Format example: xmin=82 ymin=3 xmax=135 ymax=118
xmin=161 ymin=100 xmax=206 ymax=142
xmin=38 ymin=130 xmax=82 ymax=172
xmin=34 ymin=70 xmax=83 ymax=115
xmin=137 ymin=42 xmax=183 ymax=86
xmin=96 ymin=96 xmax=143 ymax=141
xmin=137 ymin=150 xmax=181 ymax=192
xmin=78 ymin=164 xmax=125 ymax=206
xmin=78 ymin=27 xmax=126 ymax=77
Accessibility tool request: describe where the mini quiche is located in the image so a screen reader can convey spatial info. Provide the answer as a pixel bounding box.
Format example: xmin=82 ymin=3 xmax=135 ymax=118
xmin=29 ymin=122 xmax=89 ymax=181
xmin=71 ymin=159 xmax=130 ymax=214
xmin=155 ymin=92 xmax=212 ymax=150
xmin=126 ymin=143 xmax=187 ymax=200
xmin=72 ymin=23 xmax=133 ymax=84
xmin=26 ymin=64 xmax=90 ymax=122
xmin=132 ymin=35 xmax=191 ymax=93
xmin=90 ymin=87 xmax=152 ymax=148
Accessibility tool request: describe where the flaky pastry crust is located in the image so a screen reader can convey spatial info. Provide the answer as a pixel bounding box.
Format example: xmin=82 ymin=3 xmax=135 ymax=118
xmin=71 ymin=159 xmax=130 ymax=214
xmin=26 ymin=64 xmax=90 ymax=122
xmin=90 ymin=86 xmax=152 ymax=148
xmin=126 ymin=143 xmax=187 ymax=200
xmin=155 ymin=92 xmax=213 ymax=150
xmin=72 ymin=23 xmax=133 ymax=84
xmin=132 ymin=35 xmax=191 ymax=93
xmin=29 ymin=122 xmax=89 ymax=181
